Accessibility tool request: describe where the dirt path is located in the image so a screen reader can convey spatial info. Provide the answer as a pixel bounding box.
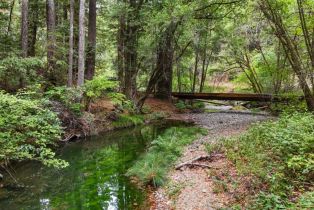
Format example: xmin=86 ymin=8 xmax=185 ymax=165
xmin=150 ymin=112 xmax=271 ymax=210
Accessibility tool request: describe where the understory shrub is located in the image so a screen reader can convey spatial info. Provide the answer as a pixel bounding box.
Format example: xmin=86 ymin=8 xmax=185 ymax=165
xmin=127 ymin=127 xmax=207 ymax=187
xmin=45 ymin=86 xmax=83 ymax=115
xmin=84 ymin=76 xmax=118 ymax=104
xmin=224 ymin=112 xmax=314 ymax=208
xmin=0 ymin=56 xmax=44 ymax=92
xmin=0 ymin=92 xmax=68 ymax=168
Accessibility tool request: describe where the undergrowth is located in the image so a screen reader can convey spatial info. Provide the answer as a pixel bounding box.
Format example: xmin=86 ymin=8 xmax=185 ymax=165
xmin=221 ymin=112 xmax=314 ymax=209
xmin=111 ymin=114 xmax=145 ymax=128
xmin=127 ymin=126 xmax=207 ymax=187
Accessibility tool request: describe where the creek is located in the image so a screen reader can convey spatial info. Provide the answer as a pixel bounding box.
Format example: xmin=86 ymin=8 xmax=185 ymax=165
xmin=0 ymin=123 xmax=180 ymax=210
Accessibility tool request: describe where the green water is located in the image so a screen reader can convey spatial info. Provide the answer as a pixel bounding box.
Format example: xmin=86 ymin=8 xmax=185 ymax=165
xmin=0 ymin=124 xmax=168 ymax=210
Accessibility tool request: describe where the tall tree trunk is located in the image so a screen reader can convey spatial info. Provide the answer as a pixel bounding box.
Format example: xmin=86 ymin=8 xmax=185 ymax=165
xmin=117 ymin=15 xmax=126 ymax=91
xmin=67 ymin=0 xmax=74 ymax=87
xmin=259 ymin=0 xmax=314 ymax=111
xmin=85 ymin=0 xmax=96 ymax=80
xmin=123 ymin=24 xmax=138 ymax=99
xmin=21 ymin=0 xmax=28 ymax=57
xmin=199 ymin=56 xmax=207 ymax=93
xmin=28 ymin=0 xmax=38 ymax=56
xmin=297 ymin=0 xmax=314 ymax=70
xmin=192 ymin=48 xmax=199 ymax=93
xmin=77 ymin=0 xmax=85 ymax=86
xmin=155 ymin=21 xmax=178 ymax=99
xmin=121 ymin=0 xmax=146 ymax=100
xmin=7 ymin=0 xmax=15 ymax=36
xmin=73 ymin=0 xmax=80 ymax=84
xmin=46 ymin=0 xmax=56 ymax=83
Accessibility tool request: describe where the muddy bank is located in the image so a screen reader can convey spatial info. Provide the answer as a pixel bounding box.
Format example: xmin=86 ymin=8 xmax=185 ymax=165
xmin=151 ymin=112 xmax=272 ymax=210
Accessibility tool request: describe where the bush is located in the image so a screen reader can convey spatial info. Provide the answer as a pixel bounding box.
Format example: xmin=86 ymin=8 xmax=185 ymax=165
xmin=0 ymin=56 xmax=44 ymax=92
xmin=0 ymin=92 xmax=68 ymax=168
xmin=45 ymin=86 xmax=83 ymax=115
xmin=270 ymin=93 xmax=307 ymax=114
xmin=192 ymin=101 xmax=205 ymax=110
xmin=127 ymin=127 xmax=207 ymax=186
xmin=175 ymin=100 xmax=187 ymax=110
xmin=84 ymin=76 xmax=118 ymax=101
xmin=224 ymin=112 xmax=314 ymax=207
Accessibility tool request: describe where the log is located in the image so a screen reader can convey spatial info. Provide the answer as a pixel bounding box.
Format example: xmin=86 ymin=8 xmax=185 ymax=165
xmin=175 ymin=155 xmax=211 ymax=170
xmin=177 ymin=163 xmax=219 ymax=169
xmin=172 ymin=92 xmax=273 ymax=102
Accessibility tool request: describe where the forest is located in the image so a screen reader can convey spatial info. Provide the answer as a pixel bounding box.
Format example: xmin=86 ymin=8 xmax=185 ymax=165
xmin=0 ymin=0 xmax=313 ymax=209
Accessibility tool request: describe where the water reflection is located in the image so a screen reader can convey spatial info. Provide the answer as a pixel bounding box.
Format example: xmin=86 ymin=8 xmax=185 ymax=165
xmin=0 ymin=125 xmax=162 ymax=210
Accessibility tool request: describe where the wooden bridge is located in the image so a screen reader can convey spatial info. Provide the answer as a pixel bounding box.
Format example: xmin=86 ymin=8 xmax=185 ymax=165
xmin=171 ymin=92 xmax=290 ymax=102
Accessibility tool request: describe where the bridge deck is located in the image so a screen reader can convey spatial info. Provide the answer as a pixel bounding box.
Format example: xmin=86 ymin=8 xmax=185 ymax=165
xmin=172 ymin=92 xmax=283 ymax=102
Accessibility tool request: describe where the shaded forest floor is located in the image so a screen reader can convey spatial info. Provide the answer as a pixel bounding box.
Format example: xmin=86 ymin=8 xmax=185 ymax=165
xmin=149 ymin=112 xmax=271 ymax=210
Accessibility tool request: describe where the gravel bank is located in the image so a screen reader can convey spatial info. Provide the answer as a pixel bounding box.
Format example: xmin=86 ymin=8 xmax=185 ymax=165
xmin=151 ymin=112 xmax=272 ymax=210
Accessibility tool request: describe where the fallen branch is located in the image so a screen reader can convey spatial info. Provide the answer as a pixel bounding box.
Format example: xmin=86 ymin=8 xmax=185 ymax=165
xmin=180 ymin=163 xmax=220 ymax=169
xmin=175 ymin=154 xmax=225 ymax=170
xmin=175 ymin=155 xmax=212 ymax=170
xmin=61 ymin=133 xmax=76 ymax=142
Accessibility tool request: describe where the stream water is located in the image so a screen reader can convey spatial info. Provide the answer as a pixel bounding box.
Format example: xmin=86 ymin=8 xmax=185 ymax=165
xmin=0 ymin=123 xmax=175 ymax=210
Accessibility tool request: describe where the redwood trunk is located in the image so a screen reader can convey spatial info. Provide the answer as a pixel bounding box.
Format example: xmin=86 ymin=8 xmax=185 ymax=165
xmin=21 ymin=0 xmax=28 ymax=57
xmin=155 ymin=21 xmax=177 ymax=99
xmin=85 ymin=0 xmax=96 ymax=80
xmin=77 ymin=0 xmax=85 ymax=86
xmin=67 ymin=0 xmax=74 ymax=87
xmin=46 ymin=0 xmax=56 ymax=83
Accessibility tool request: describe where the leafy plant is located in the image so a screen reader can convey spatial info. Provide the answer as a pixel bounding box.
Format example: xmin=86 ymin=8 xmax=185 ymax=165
xmin=175 ymin=100 xmax=187 ymax=111
xmin=111 ymin=114 xmax=144 ymax=128
xmin=0 ymin=92 xmax=68 ymax=168
xmin=84 ymin=76 xmax=118 ymax=101
xmin=127 ymin=126 xmax=207 ymax=187
xmin=0 ymin=56 xmax=44 ymax=92
xmin=223 ymin=112 xmax=314 ymax=208
xmin=45 ymin=86 xmax=83 ymax=115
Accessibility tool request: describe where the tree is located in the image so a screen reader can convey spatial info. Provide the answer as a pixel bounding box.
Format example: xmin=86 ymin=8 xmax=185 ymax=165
xmin=85 ymin=0 xmax=97 ymax=80
xmin=117 ymin=13 xmax=125 ymax=91
xmin=46 ymin=0 xmax=56 ymax=83
xmin=259 ymin=0 xmax=314 ymax=111
xmin=68 ymin=0 xmax=74 ymax=87
xmin=121 ymin=0 xmax=145 ymax=100
xmin=155 ymin=21 xmax=180 ymax=99
xmin=21 ymin=0 xmax=28 ymax=57
xmin=7 ymin=0 xmax=15 ymax=36
xmin=77 ymin=0 xmax=85 ymax=86
xmin=28 ymin=0 xmax=39 ymax=56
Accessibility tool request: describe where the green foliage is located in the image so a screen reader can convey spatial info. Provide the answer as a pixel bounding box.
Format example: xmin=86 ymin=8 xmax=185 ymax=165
xmin=111 ymin=114 xmax=144 ymax=128
xmin=271 ymin=93 xmax=307 ymax=114
xmin=223 ymin=112 xmax=314 ymax=208
xmin=146 ymin=111 xmax=168 ymax=121
xmin=290 ymin=191 xmax=314 ymax=209
xmin=0 ymin=92 xmax=68 ymax=168
xmin=84 ymin=76 xmax=118 ymax=100
xmin=175 ymin=100 xmax=187 ymax=110
xmin=192 ymin=101 xmax=205 ymax=110
xmin=175 ymin=100 xmax=205 ymax=112
xmin=0 ymin=56 xmax=44 ymax=92
xmin=107 ymin=92 xmax=135 ymax=113
xmin=127 ymin=126 xmax=207 ymax=187
xmin=45 ymin=86 xmax=83 ymax=115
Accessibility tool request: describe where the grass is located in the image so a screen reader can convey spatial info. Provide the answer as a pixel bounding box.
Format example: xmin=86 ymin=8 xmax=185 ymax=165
xmin=126 ymin=126 xmax=207 ymax=187
xmin=215 ymin=112 xmax=314 ymax=209
xmin=111 ymin=114 xmax=144 ymax=128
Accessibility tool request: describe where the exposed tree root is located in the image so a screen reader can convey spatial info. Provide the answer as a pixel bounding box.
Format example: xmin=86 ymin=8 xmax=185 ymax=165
xmin=175 ymin=154 xmax=224 ymax=170
xmin=175 ymin=155 xmax=211 ymax=170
